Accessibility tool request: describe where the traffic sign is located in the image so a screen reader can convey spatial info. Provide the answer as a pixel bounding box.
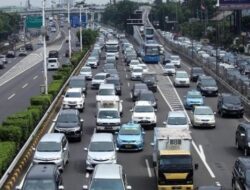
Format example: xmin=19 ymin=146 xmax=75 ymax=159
xmin=26 ymin=16 xmax=42 ymax=29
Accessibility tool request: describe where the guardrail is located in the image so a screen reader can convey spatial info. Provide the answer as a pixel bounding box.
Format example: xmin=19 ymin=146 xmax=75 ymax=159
xmin=0 ymin=48 xmax=91 ymax=189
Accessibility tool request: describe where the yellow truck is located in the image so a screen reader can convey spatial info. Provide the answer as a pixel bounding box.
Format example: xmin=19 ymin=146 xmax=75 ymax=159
xmin=152 ymin=128 xmax=198 ymax=190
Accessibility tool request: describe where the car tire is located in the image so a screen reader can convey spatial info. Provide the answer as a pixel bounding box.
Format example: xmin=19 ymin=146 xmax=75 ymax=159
xmin=236 ymin=140 xmax=240 ymax=150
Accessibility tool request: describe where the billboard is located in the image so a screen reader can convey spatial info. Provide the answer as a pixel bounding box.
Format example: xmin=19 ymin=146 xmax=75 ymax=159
xmin=219 ymin=0 xmax=250 ymax=10
xmin=70 ymin=14 xmax=86 ymax=28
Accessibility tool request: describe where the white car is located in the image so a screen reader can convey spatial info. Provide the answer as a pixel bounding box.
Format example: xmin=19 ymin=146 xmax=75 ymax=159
xmin=80 ymin=66 xmax=92 ymax=80
xmin=63 ymin=88 xmax=85 ymax=112
xmin=170 ymin=55 xmax=181 ymax=67
xmin=174 ymin=70 xmax=190 ymax=87
xmin=86 ymin=56 xmax=98 ymax=68
xmin=138 ymin=63 xmax=149 ymax=73
xmin=163 ymin=64 xmax=176 ymax=75
xmin=191 ymin=106 xmax=216 ymax=128
xmin=91 ymin=73 xmax=110 ymax=89
xmin=131 ymin=66 xmax=143 ymax=80
xmin=131 ymin=101 xmax=157 ymax=128
xmin=129 ymin=59 xmax=140 ymax=70
xmin=0 ymin=54 xmax=7 ymax=64
xmin=163 ymin=111 xmax=189 ymax=129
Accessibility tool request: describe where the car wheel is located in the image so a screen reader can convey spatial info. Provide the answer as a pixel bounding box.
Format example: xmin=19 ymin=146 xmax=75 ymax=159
xmin=236 ymin=140 xmax=240 ymax=150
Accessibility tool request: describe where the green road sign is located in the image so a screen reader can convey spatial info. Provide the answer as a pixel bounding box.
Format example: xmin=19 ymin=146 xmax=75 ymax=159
xmin=26 ymin=16 xmax=42 ymax=29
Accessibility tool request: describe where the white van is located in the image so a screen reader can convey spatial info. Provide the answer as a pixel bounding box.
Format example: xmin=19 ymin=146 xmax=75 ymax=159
xmin=47 ymin=58 xmax=60 ymax=70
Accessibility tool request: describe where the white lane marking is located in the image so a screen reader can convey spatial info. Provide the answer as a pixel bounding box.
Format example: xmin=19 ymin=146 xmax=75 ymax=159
xmin=124 ymin=67 xmax=126 ymax=72
xmin=128 ymin=82 xmax=130 ymax=87
xmin=145 ymin=159 xmax=152 ymax=178
xmin=215 ymin=181 xmax=221 ymax=186
xmin=199 ymin=144 xmax=206 ymax=161
xmin=8 ymin=93 xmax=16 ymax=100
xmin=85 ymin=172 xmax=89 ymax=178
xmin=33 ymin=75 xmax=38 ymax=80
xmin=244 ymin=115 xmax=250 ymax=122
xmin=192 ymin=141 xmax=215 ymax=178
xmin=126 ymin=74 xmax=128 ymax=79
xmin=22 ymin=83 xmax=28 ymax=88
xmin=157 ymin=86 xmax=173 ymax=111
xmin=130 ymin=92 xmax=132 ymax=98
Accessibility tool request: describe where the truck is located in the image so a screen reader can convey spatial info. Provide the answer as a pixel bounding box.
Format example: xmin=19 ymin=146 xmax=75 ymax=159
xmin=152 ymin=128 xmax=197 ymax=190
xmin=96 ymin=95 xmax=123 ymax=116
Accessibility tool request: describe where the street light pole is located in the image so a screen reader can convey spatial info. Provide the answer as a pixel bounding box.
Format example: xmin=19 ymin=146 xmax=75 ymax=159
xmin=68 ymin=2 xmax=72 ymax=58
xmin=42 ymin=0 xmax=48 ymax=94
xmin=80 ymin=6 xmax=83 ymax=52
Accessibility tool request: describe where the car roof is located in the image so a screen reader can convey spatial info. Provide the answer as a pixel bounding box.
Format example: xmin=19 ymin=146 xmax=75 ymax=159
xmin=134 ymin=83 xmax=147 ymax=87
xmin=237 ymin=157 xmax=250 ymax=168
xmin=99 ymin=83 xmax=115 ymax=89
xmin=26 ymin=164 xmax=57 ymax=180
xmin=93 ymin=164 xmax=122 ymax=179
xmin=194 ymin=106 xmax=212 ymax=110
xmin=135 ymin=101 xmax=152 ymax=106
xmin=40 ymin=133 xmax=64 ymax=143
xmin=59 ymin=109 xmax=78 ymax=115
xmin=70 ymin=75 xmax=86 ymax=80
xmin=121 ymin=122 xmax=141 ymax=129
xmin=187 ymin=90 xmax=201 ymax=96
xmin=96 ymin=72 xmax=108 ymax=76
xmin=168 ymin=111 xmax=187 ymax=117
xmin=66 ymin=88 xmax=82 ymax=93
xmin=91 ymin=133 xmax=113 ymax=142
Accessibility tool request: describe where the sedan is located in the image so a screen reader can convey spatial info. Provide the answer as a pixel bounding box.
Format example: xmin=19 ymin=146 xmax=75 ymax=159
xmin=163 ymin=64 xmax=176 ymax=75
xmin=174 ymin=70 xmax=190 ymax=87
xmin=191 ymin=106 xmax=216 ymax=129
xmin=79 ymin=66 xmax=92 ymax=80
xmin=116 ymin=122 xmax=145 ymax=151
xmin=184 ymin=90 xmax=204 ymax=109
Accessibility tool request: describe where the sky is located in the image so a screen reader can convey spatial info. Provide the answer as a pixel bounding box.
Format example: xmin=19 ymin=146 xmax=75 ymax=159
xmin=0 ymin=0 xmax=152 ymax=8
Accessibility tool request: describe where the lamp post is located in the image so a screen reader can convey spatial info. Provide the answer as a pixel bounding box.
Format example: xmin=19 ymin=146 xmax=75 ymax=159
xmin=42 ymin=0 xmax=48 ymax=94
xmin=79 ymin=7 xmax=83 ymax=52
xmin=67 ymin=2 xmax=72 ymax=59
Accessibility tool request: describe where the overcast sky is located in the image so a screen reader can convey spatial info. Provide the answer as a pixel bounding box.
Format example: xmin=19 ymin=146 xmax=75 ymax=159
xmin=0 ymin=0 xmax=152 ymax=7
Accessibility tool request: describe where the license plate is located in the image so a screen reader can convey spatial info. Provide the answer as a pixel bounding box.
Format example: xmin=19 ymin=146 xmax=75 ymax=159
xmin=106 ymin=126 xmax=112 ymax=130
xmin=125 ymin=144 xmax=132 ymax=148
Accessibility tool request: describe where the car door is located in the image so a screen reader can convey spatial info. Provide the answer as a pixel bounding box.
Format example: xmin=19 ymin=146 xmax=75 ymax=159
xmin=238 ymin=126 xmax=246 ymax=148
xmin=62 ymin=137 xmax=69 ymax=165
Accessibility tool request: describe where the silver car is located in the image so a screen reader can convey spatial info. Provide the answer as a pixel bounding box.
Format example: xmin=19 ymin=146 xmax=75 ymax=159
xmin=80 ymin=66 xmax=92 ymax=80
xmin=84 ymin=133 xmax=117 ymax=171
xmin=33 ymin=133 xmax=69 ymax=170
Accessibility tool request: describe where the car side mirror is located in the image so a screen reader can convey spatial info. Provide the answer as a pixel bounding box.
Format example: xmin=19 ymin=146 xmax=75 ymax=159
xmin=127 ymin=186 xmax=132 ymax=190
xmin=241 ymin=133 xmax=246 ymax=137
xmin=80 ymin=119 xmax=84 ymax=123
xmin=58 ymin=185 xmax=64 ymax=190
xmin=163 ymin=121 xmax=166 ymax=125
xmin=83 ymin=185 xmax=88 ymax=190
xmin=63 ymin=147 xmax=67 ymax=151
xmin=194 ymin=163 xmax=199 ymax=170
xmin=15 ymin=186 xmax=22 ymax=190
xmin=84 ymin=147 xmax=88 ymax=151
xmin=142 ymin=131 xmax=146 ymax=135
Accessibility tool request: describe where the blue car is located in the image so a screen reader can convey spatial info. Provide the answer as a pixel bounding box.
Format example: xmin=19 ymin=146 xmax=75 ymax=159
xmin=184 ymin=90 xmax=204 ymax=109
xmin=116 ymin=122 xmax=145 ymax=151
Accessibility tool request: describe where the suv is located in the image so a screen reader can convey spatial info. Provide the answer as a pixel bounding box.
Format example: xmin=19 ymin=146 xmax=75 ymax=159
xmin=235 ymin=122 xmax=250 ymax=156
xmin=69 ymin=75 xmax=87 ymax=94
xmin=197 ymin=75 xmax=218 ymax=96
xmin=105 ymin=77 xmax=122 ymax=95
xmin=141 ymin=72 xmax=157 ymax=92
xmin=232 ymin=157 xmax=250 ymax=190
xmin=16 ymin=164 xmax=64 ymax=190
xmin=63 ymin=88 xmax=85 ymax=112
xmin=84 ymin=133 xmax=117 ymax=171
xmin=54 ymin=109 xmax=84 ymax=141
xmin=83 ymin=164 xmax=132 ymax=190
xmin=33 ymin=133 xmax=69 ymax=171
xmin=131 ymin=83 xmax=148 ymax=101
xmin=217 ymin=93 xmax=244 ymax=118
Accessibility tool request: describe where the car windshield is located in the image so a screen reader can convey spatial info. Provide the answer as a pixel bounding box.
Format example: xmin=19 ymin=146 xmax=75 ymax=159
xmin=88 ymin=57 xmax=97 ymax=62
xmin=188 ymin=92 xmax=202 ymax=99
xmin=23 ymin=179 xmax=56 ymax=190
xmin=159 ymin=155 xmax=192 ymax=169
xmin=224 ymin=96 xmax=241 ymax=105
xmin=95 ymin=75 xmax=106 ymax=80
xmin=134 ymin=105 xmax=154 ymax=112
xmin=107 ymin=79 xmax=119 ymax=85
xmin=165 ymin=64 xmax=175 ymax=68
xmin=57 ymin=113 xmax=78 ymax=123
xmin=65 ymin=92 xmax=81 ymax=98
xmin=201 ymin=78 xmax=216 ymax=86
xmin=171 ymin=56 xmax=180 ymax=60
xmin=37 ymin=142 xmax=61 ymax=152
xmin=167 ymin=116 xmax=187 ymax=125
xmin=135 ymin=85 xmax=147 ymax=90
xmin=69 ymin=79 xmax=85 ymax=87
xmin=133 ymin=68 xmax=143 ymax=73
xmin=89 ymin=142 xmax=114 ymax=152
xmin=81 ymin=67 xmax=91 ymax=72
xmin=89 ymin=179 xmax=124 ymax=190
xmin=99 ymin=89 xmax=115 ymax=96
xmin=195 ymin=107 xmax=213 ymax=115
xmin=176 ymin=72 xmax=188 ymax=78
xmin=140 ymin=93 xmax=154 ymax=101
xmin=119 ymin=127 xmax=140 ymax=135
xmin=98 ymin=110 xmax=119 ymax=119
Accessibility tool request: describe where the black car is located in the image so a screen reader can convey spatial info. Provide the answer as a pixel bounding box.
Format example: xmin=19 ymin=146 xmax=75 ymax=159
xmin=235 ymin=122 xmax=250 ymax=156
xmin=131 ymin=83 xmax=148 ymax=101
xmin=190 ymin=67 xmax=205 ymax=82
xmin=105 ymin=77 xmax=122 ymax=95
xmin=217 ymin=93 xmax=244 ymax=118
xmin=54 ymin=109 xmax=83 ymax=141
xmin=6 ymin=50 xmax=15 ymax=58
xmin=141 ymin=73 xmax=157 ymax=92
xmin=49 ymin=50 xmax=59 ymax=58
xmin=0 ymin=61 xmax=4 ymax=69
xmin=138 ymin=90 xmax=157 ymax=109
xmin=69 ymin=75 xmax=87 ymax=94
xmin=25 ymin=43 xmax=33 ymax=51
xmin=232 ymin=157 xmax=250 ymax=189
xmin=15 ymin=164 xmax=64 ymax=190
xmin=197 ymin=76 xmax=218 ymax=96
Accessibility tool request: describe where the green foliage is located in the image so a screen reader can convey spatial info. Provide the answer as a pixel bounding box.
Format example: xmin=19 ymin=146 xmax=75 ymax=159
xmin=76 ymin=29 xmax=98 ymax=48
xmin=30 ymin=95 xmax=52 ymax=111
xmin=48 ymin=80 xmax=64 ymax=97
xmin=0 ymin=141 xmax=16 ymax=176
xmin=27 ymin=106 xmax=43 ymax=124
xmin=0 ymin=125 xmax=22 ymax=145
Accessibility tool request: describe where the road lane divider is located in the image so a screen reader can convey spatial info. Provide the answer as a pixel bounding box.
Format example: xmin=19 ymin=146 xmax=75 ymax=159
xmin=7 ymin=93 xmax=15 ymax=100
xmin=145 ymin=159 xmax=152 ymax=178
xmin=22 ymin=83 xmax=28 ymax=88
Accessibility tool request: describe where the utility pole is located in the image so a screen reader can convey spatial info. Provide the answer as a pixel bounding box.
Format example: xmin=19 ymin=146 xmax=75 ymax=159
xmin=80 ymin=7 xmax=83 ymax=52
xmin=68 ymin=2 xmax=72 ymax=59
xmin=42 ymin=0 xmax=48 ymax=94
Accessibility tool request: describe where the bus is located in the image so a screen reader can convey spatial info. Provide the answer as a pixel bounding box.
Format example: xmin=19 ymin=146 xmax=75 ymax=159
xmin=142 ymin=42 xmax=161 ymax=64
xmin=144 ymin=26 xmax=154 ymax=40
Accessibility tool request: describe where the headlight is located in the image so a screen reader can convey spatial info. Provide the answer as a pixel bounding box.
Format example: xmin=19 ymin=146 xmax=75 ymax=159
xmin=194 ymin=117 xmax=201 ymax=122
xmin=135 ymin=140 xmax=142 ymax=144
xmin=53 ymin=157 xmax=62 ymax=161
xmin=222 ymin=105 xmax=228 ymax=109
xmin=248 ymin=142 xmax=250 ymax=147
xmin=111 ymin=155 xmax=116 ymax=160
xmin=87 ymin=155 xmax=93 ymax=162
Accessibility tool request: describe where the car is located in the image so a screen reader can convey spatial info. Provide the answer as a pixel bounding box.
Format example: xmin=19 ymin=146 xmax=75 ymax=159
xmin=116 ymin=121 xmax=145 ymax=151
xmin=232 ymin=157 xmax=250 ymax=190
xmin=91 ymin=73 xmax=110 ymax=89
xmin=84 ymin=133 xmax=117 ymax=171
xmin=170 ymin=55 xmax=181 ymax=67
xmin=131 ymin=101 xmax=157 ymax=128
xmin=163 ymin=64 xmax=176 ymax=75
xmin=54 ymin=109 xmax=84 ymax=141
xmin=18 ymin=47 xmax=27 ymax=56
xmin=15 ymin=164 xmax=64 ymax=190
xmin=138 ymin=90 xmax=157 ymax=109
xmin=96 ymin=83 xmax=116 ymax=99
xmin=138 ymin=63 xmax=149 ymax=73
xmin=33 ymin=133 xmax=69 ymax=171
xmin=103 ymin=63 xmax=116 ymax=73
xmin=131 ymin=83 xmax=148 ymax=101
xmin=49 ymin=50 xmax=59 ymax=58
xmin=105 ymin=56 xmax=116 ymax=65
xmin=129 ymin=59 xmax=140 ymax=70
xmin=217 ymin=93 xmax=244 ymax=118
xmin=65 ymin=49 xmax=69 ymax=57
xmin=6 ymin=50 xmax=15 ymax=58
xmin=47 ymin=58 xmax=61 ymax=70
xmin=0 ymin=61 xmax=4 ymax=69
xmin=0 ymin=54 xmax=7 ymax=64
xmin=190 ymin=67 xmax=205 ymax=82
xmin=83 ymin=164 xmax=132 ymax=190
xmin=25 ymin=43 xmax=33 ymax=51
xmin=86 ymin=56 xmax=99 ymax=68
xmin=79 ymin=66 xmax=92 ymax=80
xmin=184 ymin=90 xmax=204 ymax=109
xmin=197 ymin=75 xmax=218 ymax=96
xmin=174 ymin=70 xmax=190 ymax=87
xmin=131 ymin=66 xmax=143 ymax=80
xmin=105 ymin=77 xmax=122 ymax=95
xmin=163 ymin=111 xmax=190 ymax=129
xmin=69 ymin=75 xmax=87 ymax=94
xmin=141 ymin=72 xmax=157 ymax=92
xmin=191 ymin=106 xmax=216 ymax=128
xmin=63 ymin=88 xmax=85 ymax=112
xmin=235 ymin=122 xmax=250 ymax=156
